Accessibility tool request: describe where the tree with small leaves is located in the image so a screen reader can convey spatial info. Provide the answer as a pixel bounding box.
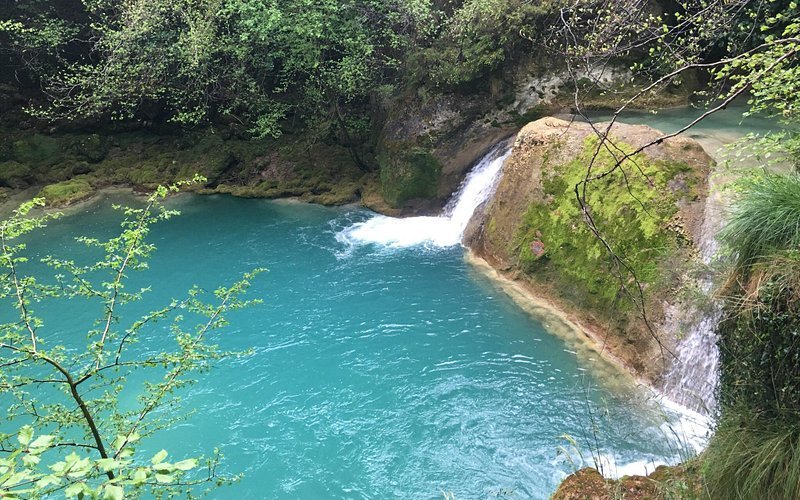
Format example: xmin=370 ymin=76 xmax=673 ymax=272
xmin=0 ymin=178 xmax=263 ymax=498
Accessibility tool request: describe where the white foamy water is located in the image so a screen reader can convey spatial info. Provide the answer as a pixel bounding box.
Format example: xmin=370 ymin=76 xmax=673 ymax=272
xmin=582 ymin=396 xmax=712 ymax=480
xmin=658 ymin=141 xmax=727 ymax=415
xmin=339 ymin=146 xmax=512 ymax=248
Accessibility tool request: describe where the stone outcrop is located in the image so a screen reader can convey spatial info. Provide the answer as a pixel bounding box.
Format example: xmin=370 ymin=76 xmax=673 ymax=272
xmin=374 ymin=57 xmax=697 ymax=214
xmin=551 ymin=466 xmax=702 ymax=500
xmin=467 ymin=117 xmax=713 ymax=382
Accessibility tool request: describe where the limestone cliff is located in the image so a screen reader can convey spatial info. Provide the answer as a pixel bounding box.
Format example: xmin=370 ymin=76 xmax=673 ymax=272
xmin=467 ymin=117 xmax=712 ymax=382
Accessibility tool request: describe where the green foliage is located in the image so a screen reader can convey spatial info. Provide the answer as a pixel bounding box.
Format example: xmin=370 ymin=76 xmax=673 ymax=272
xmin=719 ymin=272 xmax=800 ymax=417
xmin=0 ymin=178 xmax=262 ymax=497
xmin=0 ymin=0 xmax=83 ymax=80
xmin=0 ymin=0 xmax=566 ymax=141
xmin=513 ymin=137 xmax=693 ymax=311
xmin=411 ymin=0 xmax=558 ymax=88
xmin=718 ymin=16 xmax=800 ymax=171
xmin=379 ymin=146 xmax=441 ymax=207
xmin=720 ymin=172 xmax=800 ymax=270
xmin=717 ymin=173 xmax=800 ymax=418
xmin=25 ymin=0 xmax=413 ymax=139
xmin=38 ymin=178 xmax=94 ymax=207
xmin=704 ymin=408 xmax=800 ymax=500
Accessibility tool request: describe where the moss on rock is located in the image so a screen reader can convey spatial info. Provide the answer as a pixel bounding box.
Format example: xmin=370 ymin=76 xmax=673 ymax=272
xmin=379 ymin=146 xmax=442 ymax=207
xmin=470 ymin=117 xmax=711 ymax=381
xmin=12 ymin=134 xmax=62 ymax=166
xmin=0 ymin=161 xmax=34 ymax=188
xmin=551 ymin=464 xmax=705 ymax=499
xmin=72 ymin=134 xmax=109 ymax=163
xmin=513 ymin=136 xmax=695 ymax=313
xmin=38 ymin=179 xmax=95 ymax=207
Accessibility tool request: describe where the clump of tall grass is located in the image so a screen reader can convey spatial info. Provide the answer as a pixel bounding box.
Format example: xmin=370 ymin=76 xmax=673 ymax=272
xmin=703 ymin=408 xmax=800 ymax=500
xmin=721 ymin=172 xmax=800 ymax=272
xmin=707 ymin=171 xmax=800 ymax=499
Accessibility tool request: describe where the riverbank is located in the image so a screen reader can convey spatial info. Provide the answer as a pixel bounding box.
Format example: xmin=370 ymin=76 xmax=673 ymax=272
xmin=465 ymin=250 xmax=645 ymax=388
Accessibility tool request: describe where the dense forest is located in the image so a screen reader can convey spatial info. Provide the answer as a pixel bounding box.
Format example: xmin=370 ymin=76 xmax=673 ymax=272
xmin=2 ymin=0 xmax=800 ymax=498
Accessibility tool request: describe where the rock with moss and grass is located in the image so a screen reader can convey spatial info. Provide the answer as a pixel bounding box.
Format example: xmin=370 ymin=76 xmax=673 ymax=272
xmin=0 ymin=124 xmax=369 ymax=209
xmin=38 ymin=179 xmax=95 ymax=207
xmin=551 ymin=463 xmax=704 ymax=500
xmin=468 ymin=117 xmax=712 ymax=382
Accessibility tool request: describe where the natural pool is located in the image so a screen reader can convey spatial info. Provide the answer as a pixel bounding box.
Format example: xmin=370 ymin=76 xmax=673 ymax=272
xmin=11 ymin=192 xmax=700 ymax=498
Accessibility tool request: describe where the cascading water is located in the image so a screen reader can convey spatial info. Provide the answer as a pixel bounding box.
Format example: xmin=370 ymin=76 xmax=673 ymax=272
xmin=339 ymin=144 xmax=512 ymax=248
xmin=337 ymin=136 xmax=713 ymax=457
xmin=658 ymin=167 xmax=726 ymax=415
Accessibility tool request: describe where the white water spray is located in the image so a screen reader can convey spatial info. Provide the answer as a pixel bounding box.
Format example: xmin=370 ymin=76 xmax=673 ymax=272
xmin=339 ymin=146 xmax=512 ymax=248
xmin=658 ymin=167 xmax=726 ymax=415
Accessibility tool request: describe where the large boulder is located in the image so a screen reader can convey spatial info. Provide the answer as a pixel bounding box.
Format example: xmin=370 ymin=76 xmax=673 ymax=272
xmin=468 ymin=117 xmax=712 ymax=381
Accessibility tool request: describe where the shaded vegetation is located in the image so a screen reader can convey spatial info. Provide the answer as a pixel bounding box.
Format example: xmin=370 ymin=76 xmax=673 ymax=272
xmin=705 ymin=172 xmax=800 ymax=499
xmin=379 ymin=145 xmax=442 ymax=206
xmin=704 ymin=407 xmax=800 ymax=500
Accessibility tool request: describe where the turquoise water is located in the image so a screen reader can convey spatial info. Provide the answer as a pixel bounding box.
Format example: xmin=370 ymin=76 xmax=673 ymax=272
xmin=8 ymin=194 xmax=691 ymax=498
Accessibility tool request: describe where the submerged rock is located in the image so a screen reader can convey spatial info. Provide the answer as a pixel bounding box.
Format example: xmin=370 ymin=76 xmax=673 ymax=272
xmin=468 ymin=117 xmax=712 ymax=382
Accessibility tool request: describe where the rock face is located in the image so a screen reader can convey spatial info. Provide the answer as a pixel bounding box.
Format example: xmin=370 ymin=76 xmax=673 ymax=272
xmin=374 ymin=57 xmax=696 ymax=213
xmin=468 ymin=117 xmax=712 ymax=381
xmin=551 ymin=466 xmax=700 ymax=500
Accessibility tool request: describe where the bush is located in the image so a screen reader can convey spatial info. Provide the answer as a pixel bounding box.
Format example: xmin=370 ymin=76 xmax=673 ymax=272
xmin=704 ymin=408 xmax=800 ymax=500
xmin=718 ymin=172 xmax=800 ymax=417
xmin=709 ymin=171 xmax=800 ymax=499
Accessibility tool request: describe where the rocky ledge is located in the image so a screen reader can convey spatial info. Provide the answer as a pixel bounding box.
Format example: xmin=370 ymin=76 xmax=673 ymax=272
xmin=467 ymin=117 xmax=713 ymax=384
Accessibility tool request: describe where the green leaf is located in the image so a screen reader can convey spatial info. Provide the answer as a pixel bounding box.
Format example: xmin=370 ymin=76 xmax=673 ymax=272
xmin=35 ymin=474 xmax=62 ymax=489
xmin=154 ymin=473 xmax=173 ymax=484
xmin=153 ymin=462 xmax=176 ymax=473
xmin=173 ymin=458 xmax=198 ymax=471
xmin=96 ymin=458 xmax=121 ymax=472
xmin=65 ymin=482 xmax=86 ymax=498
xmin=151 ymin=449 xmax=168 ymax=465
xmin=103 ymin=484 xmax=124 ymax=500
xmin=5 ymin=470 xmax=33 ymax=487
xmin=28 ymin=435 xmax=55 ymax=453
xmin=16 ymin=426 xmax=33 ymax=447
xmin=49 ymin=461 xmax=66 ymax=474
xmin=131 ymin=468 xmax=148 ymax=485
xmin=21 ymin=454 xmax=40 ymax=467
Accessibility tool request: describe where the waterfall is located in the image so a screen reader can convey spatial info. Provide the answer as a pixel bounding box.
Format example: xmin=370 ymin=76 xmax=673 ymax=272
xmin=339 ymin=145 xmax=512 ymax=248
xmin=658 ymin=172 xmax=726 ymax=415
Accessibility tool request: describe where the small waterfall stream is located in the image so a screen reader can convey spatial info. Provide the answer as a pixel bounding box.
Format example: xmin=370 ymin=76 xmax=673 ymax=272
xmin=658 ymin=154 xmax=727 ymax=415
xmin=339 ymin=145 xmax=512 ymax=248
xmin=340 ymin=131 xmax=721 ymax=418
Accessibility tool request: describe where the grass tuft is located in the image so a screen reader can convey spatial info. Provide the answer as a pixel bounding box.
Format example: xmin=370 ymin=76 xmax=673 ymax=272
xmin=704 ymin=408 xmax=800 ymax=500
xmin=721 ymin=173 xmax=800 ymax=271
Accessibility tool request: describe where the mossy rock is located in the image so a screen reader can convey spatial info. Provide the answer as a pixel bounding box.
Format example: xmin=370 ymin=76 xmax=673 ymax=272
xmin=379 ymin=145 xmax=441 ymax=207
xmin=38 ymin=179 xmax=95 ymax=207
xmin=73 ymin=134 xmax=109 ymax=163
xmin=474 ymin=117 xmax=711 ymax=380
xmin=513 ymin=135 xmax=695 ymax=312
xmin=12 ymin=134 xmax=62 ymax=166
xmin=551 ymin=468 xmax=611 ymax=499
xmin=0 ymin=161 xmax=34 ymax=188
xmin=126 ymin=157 xmax=175 ymax=186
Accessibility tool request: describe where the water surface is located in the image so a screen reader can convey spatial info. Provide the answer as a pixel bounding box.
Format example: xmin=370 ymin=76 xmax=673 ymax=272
xmin=10 ymin=193 xmax=698 ymax=498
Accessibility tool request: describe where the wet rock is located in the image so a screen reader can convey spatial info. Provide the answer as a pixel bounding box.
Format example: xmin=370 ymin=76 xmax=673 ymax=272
xmin=74 ymin=134 xmax=109 ymax=163
xmin=0 ymin=161 xmax=34 ymax=189
xmin=469 ymin=117 xmax=712 ymax=383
